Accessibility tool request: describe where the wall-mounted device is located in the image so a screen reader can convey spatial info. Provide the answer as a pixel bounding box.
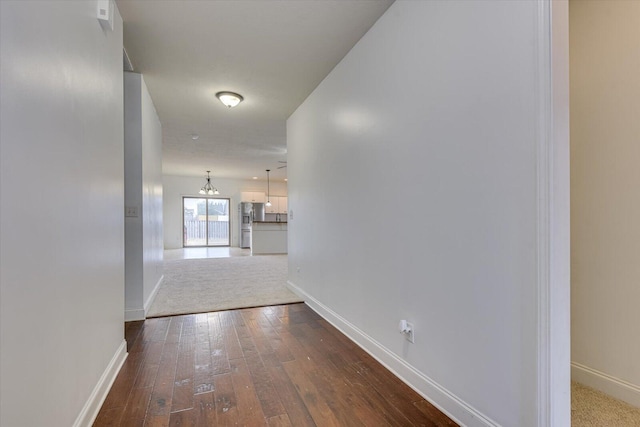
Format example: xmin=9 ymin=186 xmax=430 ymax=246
xmin=97 ymin=0 xmax=114 ymax=31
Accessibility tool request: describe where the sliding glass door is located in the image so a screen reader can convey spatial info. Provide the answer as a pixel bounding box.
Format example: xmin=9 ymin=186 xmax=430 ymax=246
xmin=183 ymin=197 xmax=230 ymax=247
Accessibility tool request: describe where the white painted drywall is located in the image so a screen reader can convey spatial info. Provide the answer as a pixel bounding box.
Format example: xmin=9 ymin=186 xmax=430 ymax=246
xmin=287 ymin=1 xmax=569 ymax=425
xmin=124 ymin=72 xmax=163 ymax=321
xmin=570 ymin=0 xmax=640 ymax=405
xmin=141 ymin=74 xmax=164 ymax=314
xmin=163 ymin=175 xmax=287 ymax=249
xmin=0 ymin=1 xmax=125 ymax=426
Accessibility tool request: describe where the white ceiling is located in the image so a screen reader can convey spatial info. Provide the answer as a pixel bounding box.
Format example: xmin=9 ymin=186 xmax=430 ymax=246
xmin=116 ymin=0 xmax=394 ymax=181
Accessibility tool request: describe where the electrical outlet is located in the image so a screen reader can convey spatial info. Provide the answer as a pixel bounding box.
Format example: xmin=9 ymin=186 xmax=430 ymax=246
xmin=296 ymin=266 xmax=301 ymax=273
xmin=400 ymin=320 xmax=415 ymax=344
xmin=405 ymin=322 xmax=415 ymax=343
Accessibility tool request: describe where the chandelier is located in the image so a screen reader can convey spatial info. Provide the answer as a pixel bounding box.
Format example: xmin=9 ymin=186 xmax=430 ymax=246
xmin=199 ymin=170 xmax=219 ymax=195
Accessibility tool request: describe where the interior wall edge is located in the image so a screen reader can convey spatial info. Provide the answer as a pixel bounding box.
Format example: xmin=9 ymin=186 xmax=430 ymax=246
xmin=125 ymin=309 xmax=146 ymax=322
xmin=144 ymin=274 xmax=164 ymax=318
xmin=287 ymin=280 xmax=500 ymax=427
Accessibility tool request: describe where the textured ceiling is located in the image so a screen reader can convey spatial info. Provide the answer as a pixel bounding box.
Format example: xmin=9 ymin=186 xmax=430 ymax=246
xmin=116 ymin=0 xmax=394 ymax=181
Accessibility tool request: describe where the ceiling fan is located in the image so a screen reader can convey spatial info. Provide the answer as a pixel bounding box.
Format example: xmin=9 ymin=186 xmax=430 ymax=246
xmin=277 ymin=161 xmax=287 ymax=169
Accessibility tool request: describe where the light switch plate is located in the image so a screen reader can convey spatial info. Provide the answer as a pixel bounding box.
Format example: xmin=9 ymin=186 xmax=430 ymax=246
xmin=125 ymin=206 xmax=139 ymax=217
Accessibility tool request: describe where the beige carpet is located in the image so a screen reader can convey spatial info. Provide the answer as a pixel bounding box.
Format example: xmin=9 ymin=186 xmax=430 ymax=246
xmin=572 ymin=382 xmax=640 ymax=426
xmin=147 ymin=255 xmax=302 ymax=317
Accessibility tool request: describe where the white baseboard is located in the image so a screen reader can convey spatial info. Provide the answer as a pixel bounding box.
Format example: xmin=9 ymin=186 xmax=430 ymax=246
xmin=144 ymin=274 xmax=164 ymax=317
xmin=572 ymin=362 xmax=640 ymax=407
xmin=125 ymin=275 xmax=164 ymax=321
xmin=72 ymin=339 xmax=128 ymax=427
xmin=125 ymin=308 xmax=145 ymax=322
xmin=286 ymin=280 xmax=498 ymax=427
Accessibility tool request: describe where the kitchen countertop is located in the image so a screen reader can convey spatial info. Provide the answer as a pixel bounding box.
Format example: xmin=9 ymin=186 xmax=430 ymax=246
xmin=253 ymin=221 xmax=288 ymax=224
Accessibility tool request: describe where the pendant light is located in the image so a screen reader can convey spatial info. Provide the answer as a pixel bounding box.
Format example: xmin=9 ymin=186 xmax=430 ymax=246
xmin=265 ymin=169 xmax=272 ymax=207
xmin=199 ymin=170 xmax=219 ymax=195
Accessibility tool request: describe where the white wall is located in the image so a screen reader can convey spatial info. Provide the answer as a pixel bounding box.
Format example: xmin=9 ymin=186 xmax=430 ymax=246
xmin=287 ymin=1 xmax=569 ymax=426
xmin=163 ymin=175 xmax=287 ymax=249
xmin=570 ymin=0 xmax=640 ymax=406
xmin=124 ymin=72 xmax=163 ymax=321
xmin=0 ymin=2 xmax=126 ymax=426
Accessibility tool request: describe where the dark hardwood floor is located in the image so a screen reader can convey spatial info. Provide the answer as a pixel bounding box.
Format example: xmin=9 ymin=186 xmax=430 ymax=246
xmin=94 ymin=303 xmax=457 ymax=426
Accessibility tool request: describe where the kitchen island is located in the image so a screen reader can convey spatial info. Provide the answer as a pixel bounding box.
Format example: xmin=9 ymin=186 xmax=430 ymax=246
xmin=251 ymin=221 xmax=288 ymax=254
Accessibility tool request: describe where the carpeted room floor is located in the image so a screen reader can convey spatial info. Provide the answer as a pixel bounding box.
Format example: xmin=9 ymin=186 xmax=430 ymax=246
xmin=147 ymin=254 xmax=302 ymax=317
xmin=572 ymin=382 xmax=640 ymax=426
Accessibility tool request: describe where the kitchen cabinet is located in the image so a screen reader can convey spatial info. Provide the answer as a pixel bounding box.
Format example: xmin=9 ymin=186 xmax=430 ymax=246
xmin=279 ymin=196 xmax=288 ymax=214
xmin=241 ymin=191 xmax=265 ymax=203
xmin=265 ymin=196 xmax=288 ymax=213
xmin=251 ymin=222 xmax=287 ymax=254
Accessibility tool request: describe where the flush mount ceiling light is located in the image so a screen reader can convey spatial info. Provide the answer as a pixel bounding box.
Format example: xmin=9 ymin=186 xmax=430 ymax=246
xmin=199 ymin=170 xmax=219 ymax=195
xmin=215 ymin=91 xmax=244 ymax=108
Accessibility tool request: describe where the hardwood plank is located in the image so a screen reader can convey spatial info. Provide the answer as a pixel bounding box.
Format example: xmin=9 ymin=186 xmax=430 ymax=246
xmin=286 ymin=325 xmax=368 ymax=426
xmin=171 ymin=325 xmax=195 ymax=413
xmin=245 ymin=351 xmax=286 ymax=418
xmin=229 ymin=358 xmax=268 ymax=426
xmin=242 ymin=311 xmax=275 ymax=356
xmin=213 ymin=373 xmax=239 ymax=426
xmin=195 ymin=392 xmax=216 ymax=425
xmin=194 ymin=313 xmax=214 ymax=394
xmin=219 ymin=310 xmax=243 ymax=360
xmin=413 ymin=400 xmax=458 ymax=427
xmin=326 ymin=351 xmax=417 ymax=426
xmin=293 ymin=323 xmax=408 ymax=426
xmin=130 ymin=318 xmax=161 ymax=352
xmin=265 ymin=364 xmax=316 ymax=427
xmin=168 ymin=409 xmax=195 ymax=426
xmin=281 ymin=360 xmax=341 ymax=427
xmin=120 ymin=386 xmax=153 ymax=424
xmin=240 ymin=311 xmax=287 ymax=418
xmin=140 ymin=341 xmax=166 ymax=366
xmin=352 ymin=356 xmax=447 ymax=425
xmin=147 ymin=341 xmax=179 ymax=416
xmin=100 ymin=351 xmax=144 ymax=410
xmin=312 ymin=315 xmax=446 ymax=425
xmin=119 ymin=419 xmax=144 ymax=427
xmin=282 ymin=311 xmax=401 ymax=426
xmin=125 ymin=321 xmax=145 ymax=351
xmin=167 ymin=392 xmax=215 ymax=426
xmin=143 ymin=415 xmax=169 ymax=427
xmin=313 ymin=312 xmax=456 ymax=426
xmin=165 ymin=316 xmax=183 ymax=344
xmin=181 ymin=314 xmax=196 ymax=338
xmin=267 ymin=413 xmax=293 ymax=427
xmin=208 ymin=313 xmax=231 ymax=375
xmin=93 ymin=406 xmax=123 ymax=427
xmin=133 ymin=362 xmax=160 ymax=390
xmin=256 ymin=310 xmax=294 ymax=364
xmin=150 ymin=317 xmax=171 ymax=342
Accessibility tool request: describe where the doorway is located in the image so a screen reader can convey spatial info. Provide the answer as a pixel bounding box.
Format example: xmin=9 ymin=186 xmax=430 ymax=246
xmin=182 ymin=197 xmax=230 ymax=247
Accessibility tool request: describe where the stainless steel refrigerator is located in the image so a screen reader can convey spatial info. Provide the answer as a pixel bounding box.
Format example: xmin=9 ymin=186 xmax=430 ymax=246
xmin=239 ymin=202 xmax=265 ymax=248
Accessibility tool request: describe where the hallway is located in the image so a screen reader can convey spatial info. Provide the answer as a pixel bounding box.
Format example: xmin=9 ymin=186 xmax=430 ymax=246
xmin=94 ymin=303 xmax=456 ymax=426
